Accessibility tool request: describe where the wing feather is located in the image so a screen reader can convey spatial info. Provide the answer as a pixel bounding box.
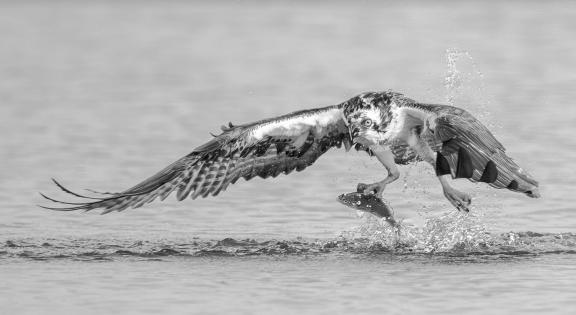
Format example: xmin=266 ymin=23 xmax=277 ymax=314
xmin=41 ymin=105 xmax=351 ymax=213
xmin=423 ymin=106 xmax=538 ymax=194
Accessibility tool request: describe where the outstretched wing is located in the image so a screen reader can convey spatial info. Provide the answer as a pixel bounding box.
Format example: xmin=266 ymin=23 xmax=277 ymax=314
xmin=423 ymin=106 xmax=538 ymax=193
xmin=41 ymin=105 xmax=352 ymax=213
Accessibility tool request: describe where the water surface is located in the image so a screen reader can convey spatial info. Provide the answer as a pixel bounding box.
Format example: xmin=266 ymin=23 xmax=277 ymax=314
xmin=1 ymin=1 xmax=575 ymax=314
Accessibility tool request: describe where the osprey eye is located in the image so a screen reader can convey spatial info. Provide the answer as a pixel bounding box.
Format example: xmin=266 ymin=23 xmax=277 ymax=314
xmin=362 ymin=119 xmax=373 ymax=127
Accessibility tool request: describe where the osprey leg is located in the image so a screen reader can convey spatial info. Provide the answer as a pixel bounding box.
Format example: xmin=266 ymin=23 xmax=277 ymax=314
xmin=359 ymin=146 xmax=400 ymax=198
xmin=437 ymin=175 xmax=472 ymax=212
xmin=412 ymin=136 xmax=472 ymax=212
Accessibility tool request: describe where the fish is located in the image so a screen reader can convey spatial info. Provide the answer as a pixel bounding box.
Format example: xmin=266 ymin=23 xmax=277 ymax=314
xmin=337 ymin=184 xmax=397 ymax=226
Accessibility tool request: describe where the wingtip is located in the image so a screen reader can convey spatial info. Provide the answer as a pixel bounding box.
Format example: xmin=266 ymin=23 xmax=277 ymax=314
xmin=38 ymin=191 xmax=57 ymax=202
xmin=39 ymin=192 xmax=90 ymax=206
xmin=50 ymin=178 xmax=103 ymax=200
xmin=37 ymin=204 xmax=77 ymax=211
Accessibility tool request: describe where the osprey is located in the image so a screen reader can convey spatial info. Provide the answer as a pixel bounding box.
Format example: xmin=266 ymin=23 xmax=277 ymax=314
xmin=41 ymin=91 xmax=540 ymax=214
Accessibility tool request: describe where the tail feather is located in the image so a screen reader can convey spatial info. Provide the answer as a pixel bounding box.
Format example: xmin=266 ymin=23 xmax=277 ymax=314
xmin=436 ymin=143 xmax=539 ymax=197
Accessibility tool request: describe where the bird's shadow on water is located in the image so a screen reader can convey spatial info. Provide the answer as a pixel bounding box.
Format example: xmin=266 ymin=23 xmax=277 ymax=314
xmin=2 ymin=211 xmax=574 ymax=264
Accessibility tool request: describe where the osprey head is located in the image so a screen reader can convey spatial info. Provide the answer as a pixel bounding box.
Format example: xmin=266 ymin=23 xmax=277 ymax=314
xmin=343 ymin=92 xmax=395 ymax=146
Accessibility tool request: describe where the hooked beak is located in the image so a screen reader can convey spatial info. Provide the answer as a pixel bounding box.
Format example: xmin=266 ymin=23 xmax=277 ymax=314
xmin=351 ymin=127 xmax=360 ymax=138
xmin=350 ymin=127 xmax=360 ymax=144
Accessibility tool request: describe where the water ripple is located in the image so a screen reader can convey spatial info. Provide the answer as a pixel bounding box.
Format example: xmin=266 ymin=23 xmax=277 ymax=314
xmin=2 ymin=211 xmax=574 ymax=262
xmin=2 ymin=231 xmax=575 ymax=262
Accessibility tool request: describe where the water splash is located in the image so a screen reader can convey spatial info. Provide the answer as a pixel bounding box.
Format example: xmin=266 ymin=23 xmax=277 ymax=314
xmin=341 ymin=210 xmax=492 ymax=253
xmin=444 ymin=48 xmax=496 ymax=128
xmin=445 ymin=48 xmax=485 ymax=105
xmin=419 ymin=211 xmax=492 ymax=253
